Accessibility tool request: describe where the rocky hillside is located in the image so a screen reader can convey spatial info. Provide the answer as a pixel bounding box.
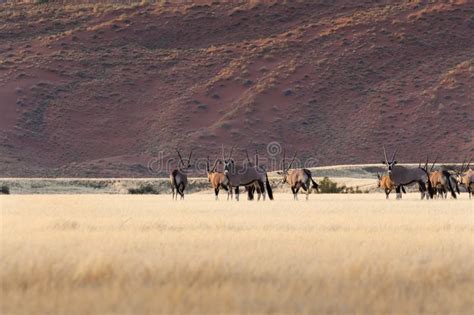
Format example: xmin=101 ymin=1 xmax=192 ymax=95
xmin=0 ymin=0 xmax=472 ymax=177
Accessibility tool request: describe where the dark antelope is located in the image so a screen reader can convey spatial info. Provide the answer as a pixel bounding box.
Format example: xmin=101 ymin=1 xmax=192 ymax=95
xmin=169 ymin=149 xmax=192 ymax=200
xmin=222 ymin=145 xmax=273 ymax=201
xmin=277 ymin=151 xmax=319 ymax=200
xmin=382 ymin=147 xmax=433 ymax=199
xmin=244 ymin=149 xmax=262 ymax=201
xmin=206 ymin=156 xmax=229 ymax=200
xmin=455 ymin=158 xmax=473 ymax=198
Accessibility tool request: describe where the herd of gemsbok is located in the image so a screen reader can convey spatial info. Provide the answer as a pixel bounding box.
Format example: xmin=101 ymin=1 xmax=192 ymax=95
xmin=170 ymin=146 xmax=473 ymax=201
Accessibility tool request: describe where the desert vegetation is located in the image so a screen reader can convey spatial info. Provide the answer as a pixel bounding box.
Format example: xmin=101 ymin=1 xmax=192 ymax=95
xmin=317 ymin=177 xmax=368 ymax=194
xmin=1 ymin=194 xmax=472 ymax=314
xmin=0 ymin=185 xmax=9 ymax=194
xmin=127 ymin=183 xmax=159 ymax=194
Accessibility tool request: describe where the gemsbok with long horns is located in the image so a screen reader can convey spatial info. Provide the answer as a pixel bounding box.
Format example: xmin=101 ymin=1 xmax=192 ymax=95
xmin=277 ymin=151 xmax=319 ymax=200
xmin=206 ymin=156 xmax=230 ymax=200
xmin=382 ymin=146 xmax=433 ymax=199
xmin=222 ymin=145 xmax=273 ymax=201
xmin=455 ymin=157 xmax=473 ymax=198
xmin=169 ymin=149 xmax=193 ymax=200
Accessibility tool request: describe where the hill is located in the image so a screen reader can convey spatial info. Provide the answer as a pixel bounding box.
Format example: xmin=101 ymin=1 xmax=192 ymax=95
xmin=0 ymin=0 xmax=473 ymax=177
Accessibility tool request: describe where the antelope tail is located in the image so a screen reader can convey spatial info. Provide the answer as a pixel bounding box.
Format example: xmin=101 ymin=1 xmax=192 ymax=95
xmin=170 ymin=170 xmax=178 ymax=187
xmin=304 ymin=169 xmax=319 ymax=191
xmin=247 ymin=186 xmax=254 ymax=200
xmin=426 ymin=177 xmax=434 ymax=199
xmin=421 ymin=168 xmax=434 ymax=199
xmin=446 ymin=176 xmax=457 ymax=199
xmin=265 ymin=176 xmax=274 ymax=200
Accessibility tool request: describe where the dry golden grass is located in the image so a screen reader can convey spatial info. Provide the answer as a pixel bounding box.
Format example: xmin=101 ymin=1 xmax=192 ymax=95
xmin=1 ymin=194 xmax=473 ymax=314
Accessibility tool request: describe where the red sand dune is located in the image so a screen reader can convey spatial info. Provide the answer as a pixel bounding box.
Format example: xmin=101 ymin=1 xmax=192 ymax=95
xmin=0 ymin=0 xmax=472 ymax=177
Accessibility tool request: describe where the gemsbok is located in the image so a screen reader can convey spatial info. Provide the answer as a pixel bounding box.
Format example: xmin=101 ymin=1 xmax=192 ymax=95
xmin=206 ymin=156 xmax=230 ymax=200
xmin=277 ymin=151 xmax=319 ymax=200
xmin=376 ymin=173 xmax=405 ymax=199
xmin=427 ymin=156 xmax=457 ymax=199
xmin=382 ymin=146 xmax=433 ymax=199
xmin=169 ymin=149 xmax=193 ymax=200
xmin=244 ymin=149 xmax=262 ymax=201
xmin=222 ymin=145 xmax=273 ymax=201
xmin=455 ymin=158 xmax=473 ymax=198
xmin=430 ymin=170 xmax=459 ymax=199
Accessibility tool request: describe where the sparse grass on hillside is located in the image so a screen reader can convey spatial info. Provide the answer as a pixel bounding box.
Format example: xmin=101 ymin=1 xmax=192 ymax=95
xmin=0 ymin=1 xmax=472 ymax=176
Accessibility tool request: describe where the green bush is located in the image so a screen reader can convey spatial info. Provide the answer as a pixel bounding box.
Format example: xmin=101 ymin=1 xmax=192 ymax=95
xmin=318 ymin=177 xmax=344 ymax=193
xmin=317 ymin=177 xmax=368 ymax=194
xmin=128 ymin=184 xmax=159 ymax=194
xmin=1 ymin=185 xmax=10 ymax=194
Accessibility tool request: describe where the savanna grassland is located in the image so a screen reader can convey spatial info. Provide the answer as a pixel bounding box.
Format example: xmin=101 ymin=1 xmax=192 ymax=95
xmin=1 ymin=194 xmax=473 ymax=314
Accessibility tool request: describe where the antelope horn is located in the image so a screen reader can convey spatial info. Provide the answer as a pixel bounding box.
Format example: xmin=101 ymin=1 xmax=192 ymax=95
xmin=424 ymin=155 xmax=429 ymax=171
xmin=288 ymin=152 xmax=297 ymax=170
xmin=187 ymin=149 xmax=193 ymax=164
xmin=255 ymin=149 xmax=258 ymax=167
xmin=430 ymin=154 xmax=438 ymax=172
xmin=391 ymin=146 xmax=398 ymax=162
xmin=221 ymin=144 xmax=226 ymax=161
xmin=383 ymin=146 xmax=388 ymax=164
xmin=461 ymin=156 xmax=468 ymax=173
xmin=465 ymin=157 xmax=472 ymax=172
xmin=211 ymin=155 xmax=220 ymax=172
xmin=206 ymin=155 xmax=210 ymax=171
xmin=245 ymin=149 xmax=251 ymax=164
xmin=176 ymin=149 xmax=185 ymax=166
xmin=282 ymin=148 xmax=286 ymax=171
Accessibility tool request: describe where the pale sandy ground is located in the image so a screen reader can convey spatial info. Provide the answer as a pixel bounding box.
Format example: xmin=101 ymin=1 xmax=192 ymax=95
xmin=1 ymin=194 xmax=473 ymax=315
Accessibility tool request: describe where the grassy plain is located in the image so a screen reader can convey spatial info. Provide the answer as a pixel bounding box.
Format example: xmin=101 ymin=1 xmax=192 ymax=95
xmin=1 ymin=194 xmax=473 ymax=314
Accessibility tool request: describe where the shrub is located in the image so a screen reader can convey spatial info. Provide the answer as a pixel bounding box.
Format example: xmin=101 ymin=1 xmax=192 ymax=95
xmin=343 ymin=186 xmax=367 ymax=194
xmin=1 ymin=185 xmax=10 ymax=194
xmin=128 ymin=184 xmax=159 ymax=194
xmin=317 ymin=178 xmax=368 ymax=194
xmin=318 ymin=177 xmax=344 ymax=193
xmin=86 ymin=181 xmax=108 ymax=189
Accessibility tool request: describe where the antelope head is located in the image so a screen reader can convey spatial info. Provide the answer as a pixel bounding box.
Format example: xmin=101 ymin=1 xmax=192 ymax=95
xmin=176 ymin=148 xmax=193 ymax=170
xmin=382 ymin=146 xmax=398 ymax=175
xmin=376 ymin=173 xmax=382 ymax=187
xmin=455 ymin=157 xmax=472 ymax=183
xmin=206 ymin=156 xmax=221 ymax=178
xmin=277 ymin=150 xmax=296 ymax=184
xmin=429 ymin=154 xmax=439 ymax=173
xmin=222 ymin=144 xmax=236 ymax=175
